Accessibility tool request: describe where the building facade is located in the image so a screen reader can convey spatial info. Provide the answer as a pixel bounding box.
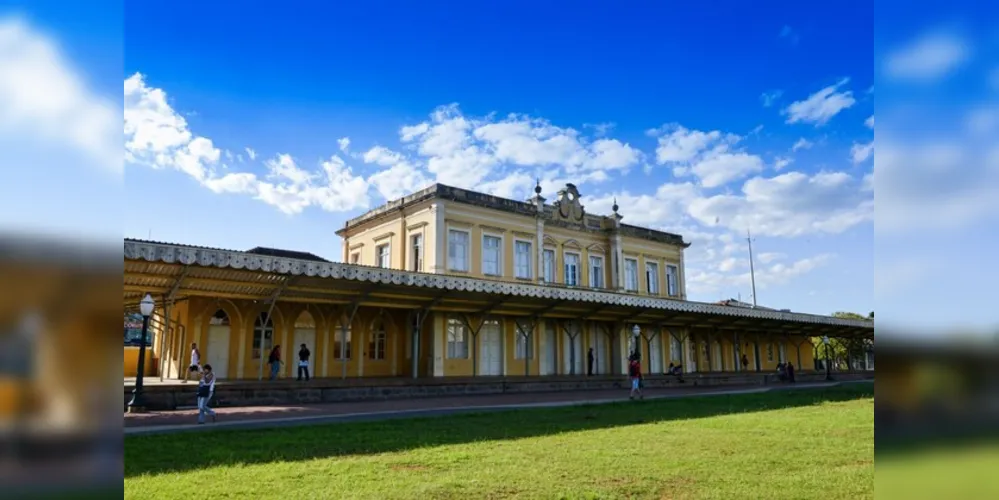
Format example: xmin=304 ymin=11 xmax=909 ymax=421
xmin=123 ymin=183 xmax=874 ymax=382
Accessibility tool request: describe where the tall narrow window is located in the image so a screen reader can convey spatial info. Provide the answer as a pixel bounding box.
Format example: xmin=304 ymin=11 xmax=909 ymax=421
xmin=376 ymin=243 xmax=390 ymax=268
xmin=515 ymin=329 xmax=533 ymax=359
xmin=515 ymin=241 xmax=532 ymax=279
xmin=543 ymin=249 xmax=556 ymax=283
xmin=448 ymin=229 xmax=469 ymax=272
xmin=589 ymin=256 xmax=604 ymax=288
xmin=564 ymin=253 xmax=580 ymax=286
xmin=446 ymin=318 xmax=469 ymax=358
xmin=410 ymin=234 xmax=423 ymax=272
xmin=666 ymin=264 xmax=679 ymax=296
xmin=624 ymin=258 xmax=639 ymax=291
xmin=369 ymin=319 xmax=387 ymax=360
xmin=334 ymin=321 xmax=352 ymax=359
xmin=646 ymin=262 xmax=660 ymax=294
xmin=252 ymin=312 xmax=274 ymax=359
xmin=482 ymin=235 xmax=502 ymax=276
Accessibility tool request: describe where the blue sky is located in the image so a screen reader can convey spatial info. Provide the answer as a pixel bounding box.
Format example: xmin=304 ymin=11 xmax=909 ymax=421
xmin=115 ymin=1 xmax=877 ymax=317
xmin=7 ymin=1 xmax=998 ymax=330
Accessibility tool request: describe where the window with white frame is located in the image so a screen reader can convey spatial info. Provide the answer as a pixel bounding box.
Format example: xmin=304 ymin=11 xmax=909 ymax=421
xmin=589 ymin=255 xmax=604 ymax=288
xmin=670 ymin=335 xmax=683 ymax=362
xmin=482 ymin=235 xmax=502 ymax=276
xmin=666 ymin=264 xmax=679 ymax=296
xmin=376 ymin=243 xmax=391 ymax=268
xmin=646 ymin=261 xmax=660 ymax=294
xmin=543 ymin=249 xmax=556 ymax=283
xmin=447 ymin=229 xmax=470 ymax=272
xmin=515 ymin=328 xmax=533 ymax=359
xmin=564 ymin=252 xmax=580 ymax=286
xmin=514 ymin=240 xmax=532 ymax=279
xmin=410 ymin=234 xmax=423 ymax=272
xmin=624 ymin=258 xmax=639 ymax=291
xmin=446 ymin=317 xmax=469 ymax=358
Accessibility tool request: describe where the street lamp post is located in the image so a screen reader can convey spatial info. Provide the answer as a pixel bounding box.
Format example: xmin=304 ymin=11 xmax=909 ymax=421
xmin=632 ymin=324 xmax=641 ymax=362
xmin=822 ymin=335 xmax=833 ymax=381
xmin=128 ymin=293 xmax=155 ymax=413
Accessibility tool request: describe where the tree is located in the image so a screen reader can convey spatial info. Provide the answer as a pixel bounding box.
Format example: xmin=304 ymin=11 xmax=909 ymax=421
xmin=812 ymin=312 xmax=874 ymax=370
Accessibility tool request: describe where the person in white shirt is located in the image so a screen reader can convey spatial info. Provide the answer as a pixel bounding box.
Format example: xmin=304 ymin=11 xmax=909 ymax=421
xmin=184 ymin=342 xmax=201 ymax=383
xmin=196 ymin=364 xmax=217 ymax=424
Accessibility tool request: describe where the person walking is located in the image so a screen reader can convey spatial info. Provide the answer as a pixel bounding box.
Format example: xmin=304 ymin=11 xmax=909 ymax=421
xmin=587 ymin=348 xmax=595 ymax=376
xmin=196 ymin=364 xmax=217 ymax=424
xmin=297 ymin=343 xmax=311 ymax=381
xmin=268 ymin=345 xmax=283 ymax=380
xmin=628 ymin=357 xmax=644 ymax=400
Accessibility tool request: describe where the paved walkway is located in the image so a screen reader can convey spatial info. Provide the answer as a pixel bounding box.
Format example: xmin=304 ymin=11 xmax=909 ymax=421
xmin=125 ymin=381 xmax=867 ymax=435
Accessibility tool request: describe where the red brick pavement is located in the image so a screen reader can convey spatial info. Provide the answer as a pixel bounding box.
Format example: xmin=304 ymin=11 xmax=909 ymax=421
xmin=124 ymin=384 xmax=771 ymax=428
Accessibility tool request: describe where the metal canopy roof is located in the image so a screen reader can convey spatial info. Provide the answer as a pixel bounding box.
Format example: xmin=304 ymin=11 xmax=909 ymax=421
xmin=123 ymin=239 xmax=874 ymax=338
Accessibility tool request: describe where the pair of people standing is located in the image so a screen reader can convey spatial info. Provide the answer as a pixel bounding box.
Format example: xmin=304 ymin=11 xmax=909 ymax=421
xmin=265 ymin=344 xmax=311 ymax=381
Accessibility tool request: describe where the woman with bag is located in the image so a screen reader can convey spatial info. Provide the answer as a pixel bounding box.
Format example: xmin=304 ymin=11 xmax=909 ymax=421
xmin=196 ymin=364 xmax=217 ymax=424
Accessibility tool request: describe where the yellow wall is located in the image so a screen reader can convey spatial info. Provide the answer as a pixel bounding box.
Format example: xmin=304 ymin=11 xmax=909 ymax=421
xmin=123 ymin=346 xmax=155 ymax=377
xmin=338 ymin=197 xmax=687 ymax=299
xmin=341 ymin=200 xmax=436 ymax=270
xmin=152 ymin=297 xmax=413 ymax=381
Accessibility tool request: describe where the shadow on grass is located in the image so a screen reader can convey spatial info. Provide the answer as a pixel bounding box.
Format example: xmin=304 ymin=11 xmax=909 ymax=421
xmin=125 ymin=384 xmax=873 ymax=478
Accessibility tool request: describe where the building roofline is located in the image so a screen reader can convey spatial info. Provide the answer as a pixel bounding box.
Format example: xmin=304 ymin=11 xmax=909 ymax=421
xmin=124 ymin=238 xmax=873 ymax=330
xmin=336 ymin=183 xmax=690 ymax=247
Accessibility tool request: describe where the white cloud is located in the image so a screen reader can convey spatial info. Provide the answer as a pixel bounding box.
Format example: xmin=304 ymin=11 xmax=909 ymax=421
xmin=757 ymin=252 xmax=786 ymax=264
xmin=245 ymin=147 xmax=256 ymax=160
xmin=851 ymin=142 xmax=874 ymax=164
xmin=0 ymin=17 xmax=120 ymax=175
xmin=865 ymin=115 xmax=874 ymax=129
xmin=650 ymin=125 xmax=761 ymax=187
xmin=791 ymin=138 xmax=814 ymax=152
xmin=337 ymin=137 xmax=350 ymax=153
xmin=784 ymin=78 xmax=856 ymax=126
xmin=125 ymin=74 xmax=369 ymax=214
xmin=688 ymin=171 xmax=873 ymax=237
xmin=774 ymin=157 xmax=792 ymax=170
xmin=884 ymin=33 xmax=969 ymax=82
xmin=687 ymin=254 xmax=834 ymax=295
xmin=361 ymin=145 xmax=431 ymax=200
xmin=760 ymin=90 xmax=783 ymax=107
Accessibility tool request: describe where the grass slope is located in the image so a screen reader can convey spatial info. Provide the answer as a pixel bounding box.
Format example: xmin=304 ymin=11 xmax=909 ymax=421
xmin=126 ymin=384 xmax=873 ymax=500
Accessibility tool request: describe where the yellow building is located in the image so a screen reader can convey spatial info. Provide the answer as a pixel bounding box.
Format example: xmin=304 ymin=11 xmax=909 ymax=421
xmin=123 ymin=183 xmax=874 ymax=382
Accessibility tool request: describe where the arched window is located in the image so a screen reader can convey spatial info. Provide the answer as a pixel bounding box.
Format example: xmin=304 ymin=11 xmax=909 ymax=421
xmin=369 ymin=318 xmax=387 ymax=360
xmin=209 ymin=309 xmax=230 ymax=326
xmin=252 ymin=312 xmax=274 ymax=359
xmin=334 ymin=318 xmax=352 ymax=360
xmin=295 ymin=311 xmax=315 ymax=329
xmin=670 ymin=335 xmax=683 ymax=363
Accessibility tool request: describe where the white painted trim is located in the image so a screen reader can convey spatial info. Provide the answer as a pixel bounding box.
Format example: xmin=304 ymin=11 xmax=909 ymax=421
xmin=481 ymin=231 xmax=505 ymax=277
xmin=513 ymin=237 xmax=534 ymax=280
xmin=563 ymin=250 xmax=582 ymax=287
xmin=446 ymin=226 xmax=472 ymax=273
xmin=623 ymin=257 xmax=639 ymax=292
xmin=375 ymin=241 xmax=392 ymax=269
xmin=588 ymin=254 xmax=605 ymax=289
xmin=645 ymin=261 xmax=661 ymax=295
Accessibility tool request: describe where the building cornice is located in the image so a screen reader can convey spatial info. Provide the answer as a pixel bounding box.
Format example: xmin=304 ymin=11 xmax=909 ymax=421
xmin=124 ymin=239 xmax=875 ymax=330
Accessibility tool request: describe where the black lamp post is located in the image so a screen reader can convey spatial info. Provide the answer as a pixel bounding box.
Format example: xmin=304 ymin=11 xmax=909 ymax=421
xmin=822 ymin=335 xmax=833 ymax=381
xmin=128 ymin=293 xmax=155 ymax=413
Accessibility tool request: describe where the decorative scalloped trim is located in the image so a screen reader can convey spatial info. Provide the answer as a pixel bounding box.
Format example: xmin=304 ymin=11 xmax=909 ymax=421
xmin=124 ymin=241 xmax=874 ymax=329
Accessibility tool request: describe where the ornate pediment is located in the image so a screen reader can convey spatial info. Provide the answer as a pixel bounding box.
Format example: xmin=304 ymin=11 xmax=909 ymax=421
xmin=552 ymin=183 xmax=585 ymax=223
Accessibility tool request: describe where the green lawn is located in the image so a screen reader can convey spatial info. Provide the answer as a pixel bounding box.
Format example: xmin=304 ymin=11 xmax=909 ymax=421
xmin=126 ymin=384 xmax=873 ymax=500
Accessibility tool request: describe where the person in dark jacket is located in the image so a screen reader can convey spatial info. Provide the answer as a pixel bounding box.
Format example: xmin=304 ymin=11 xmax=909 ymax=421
xmin=587 ymin=348 xmax=595 ymax=376
xmin=297 ymin=343 xmax=311 ymax=381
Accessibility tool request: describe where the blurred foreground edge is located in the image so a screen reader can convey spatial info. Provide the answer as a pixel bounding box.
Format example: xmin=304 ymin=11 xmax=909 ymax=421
xmin=0 ymin=232 xmax=121 ymax=497
xmin=875 ymin=334 xmax=999 ymax=452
